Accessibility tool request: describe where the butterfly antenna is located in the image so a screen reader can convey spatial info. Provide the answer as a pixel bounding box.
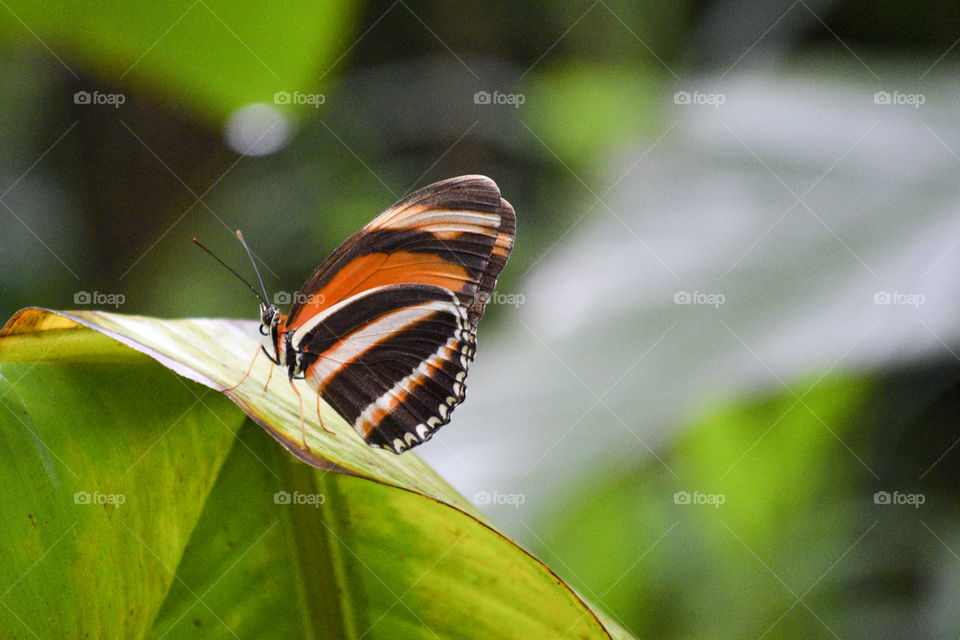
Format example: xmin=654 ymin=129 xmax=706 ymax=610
xmin=192 ymin=237 xmax=265 ymax=304
xmin=236 ymin=230 xmax=271 ymax=304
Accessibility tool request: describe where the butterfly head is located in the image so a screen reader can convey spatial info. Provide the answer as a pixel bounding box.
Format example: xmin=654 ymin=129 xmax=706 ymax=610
xmin=258 ymin=302 xmax=289 ymax=366
xmin=258 ymin=302 xmax=280 ymax=336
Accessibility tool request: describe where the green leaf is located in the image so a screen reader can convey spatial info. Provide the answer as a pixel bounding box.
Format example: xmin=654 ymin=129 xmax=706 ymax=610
xmin=0 ymin=0 xmax=357 ymax=120
xmin=4 ymin=308 xmax=476 ymax=508
xmin=0 ymin=308 xmax=631 ymax=639
xmin=0 ymin=325 xmax=243 ymax=638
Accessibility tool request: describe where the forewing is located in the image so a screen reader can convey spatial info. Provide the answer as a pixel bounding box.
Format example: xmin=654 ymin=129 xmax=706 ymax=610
xmin=286 ymin=175 xmax=516 ymax=332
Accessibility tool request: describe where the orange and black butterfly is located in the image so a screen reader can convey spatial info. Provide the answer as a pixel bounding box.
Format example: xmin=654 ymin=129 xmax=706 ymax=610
xmin=198 ymin=175 xmax=515 ymax=454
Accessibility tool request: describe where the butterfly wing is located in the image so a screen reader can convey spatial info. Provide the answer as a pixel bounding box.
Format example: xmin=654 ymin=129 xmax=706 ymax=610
xmin=294 ymin=284 xmax=474 ymax=452
xmin=287 ymin=175 xmax=515 ymax=452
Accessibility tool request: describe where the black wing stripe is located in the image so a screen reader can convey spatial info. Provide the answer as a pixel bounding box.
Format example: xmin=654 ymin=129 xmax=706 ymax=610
xmin=325 ymin=312 xmax=459 ymax=393
xmin=360 ymin=229 xmax=494 ymax=275
xmin=320 ymin=366 xmax=376 ymax=427
xmin=294 ymin=284 xmax=454 ymax=354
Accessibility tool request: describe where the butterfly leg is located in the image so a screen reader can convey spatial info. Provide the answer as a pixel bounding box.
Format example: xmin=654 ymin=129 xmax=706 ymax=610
xmin=223 ymin=347 xmax=260 ymax=392
xmin=263 ymin=361 xmax=275 ymax=391
xmin=288 ymin=378 xmax=307 ymax=449
xmin=316 ymin=394 xmax=335 ymax=435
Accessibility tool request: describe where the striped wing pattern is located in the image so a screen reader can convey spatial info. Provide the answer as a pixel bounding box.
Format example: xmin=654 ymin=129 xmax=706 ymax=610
xmin=288 ymin=176 xmax=515 ymax=453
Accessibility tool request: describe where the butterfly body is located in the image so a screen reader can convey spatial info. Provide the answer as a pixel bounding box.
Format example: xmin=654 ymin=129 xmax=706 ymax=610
xmin=254 ymin=175 xmax=515 ymax=454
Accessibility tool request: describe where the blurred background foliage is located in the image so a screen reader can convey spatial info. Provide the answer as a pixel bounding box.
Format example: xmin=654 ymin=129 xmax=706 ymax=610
xmin=2 ymin=1 xmax=960 ymax=637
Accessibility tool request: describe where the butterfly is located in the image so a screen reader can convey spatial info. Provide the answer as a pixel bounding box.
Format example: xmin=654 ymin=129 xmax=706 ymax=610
xmin=199 ymin=175 xmax=515 ymax=454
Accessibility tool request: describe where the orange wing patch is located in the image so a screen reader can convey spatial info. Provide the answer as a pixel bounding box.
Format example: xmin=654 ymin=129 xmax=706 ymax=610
xmin=288 ymin=251 xmax=474 ymax=329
